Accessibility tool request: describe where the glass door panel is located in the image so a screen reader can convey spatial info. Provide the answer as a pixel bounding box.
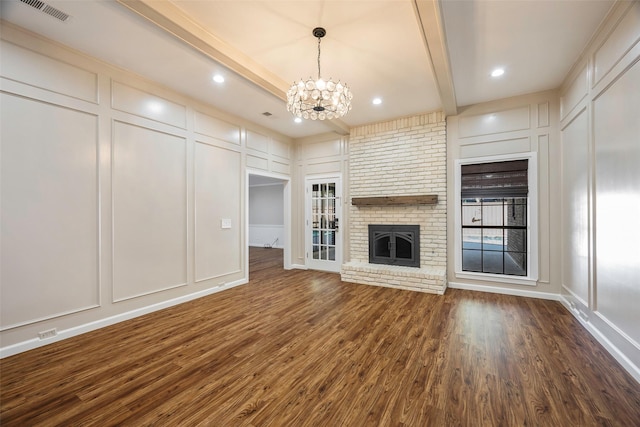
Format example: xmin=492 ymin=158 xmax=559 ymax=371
xmin=306 ymin=176 xmax=342 ymax=272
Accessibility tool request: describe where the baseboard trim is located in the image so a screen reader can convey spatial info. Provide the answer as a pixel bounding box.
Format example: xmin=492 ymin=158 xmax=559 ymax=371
xmin=558 ymin=296 xmax=640 ymax=384
xmin=0 ymin=278 xmax=248 ymax=359
xmin=447 ymin=281 xmax=561 ymax=301
xmin=447 ymin=281 xmax=639 ymax=383
xmin=249 ymin=244 xmax=284 ymax=249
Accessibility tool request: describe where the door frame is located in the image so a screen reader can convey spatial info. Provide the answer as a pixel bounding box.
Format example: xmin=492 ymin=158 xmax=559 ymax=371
xmin=246 ymin=170 xmax=292 ymax=275
xmin=305 ymin=174 xmax=343 ymax=272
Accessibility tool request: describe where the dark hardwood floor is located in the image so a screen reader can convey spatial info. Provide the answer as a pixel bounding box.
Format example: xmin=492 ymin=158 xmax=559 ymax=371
xmin=1 ymin=247 xmax=639 ymax=426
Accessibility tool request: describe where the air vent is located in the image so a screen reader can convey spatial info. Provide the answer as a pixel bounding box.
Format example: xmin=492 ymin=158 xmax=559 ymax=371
xmin=262 ymin=112 xmax=273 ymax=117
xmin=19 ymin=0 xmax=71 ymax=22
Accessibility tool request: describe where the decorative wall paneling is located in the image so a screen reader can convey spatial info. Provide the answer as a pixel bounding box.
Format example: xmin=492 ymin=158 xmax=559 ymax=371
xmin=246 ymin=154 xmax=270 ymax=171
xmin=0 ymin=93 xmax=100 ymax=329
xmin=559 ymin=1 xmax=640 ymax=382
xmin=459 ymin=136 xmax=531 ymax=158
xmin=112 ymin=121 xmax=188 ymax=301
xmin=0 ymin=39 xmax=98 ymax=103
xmin=0 ymin=24 xmax=293 ymax=356
xmin=592 ymin=60 xmax=640 ymax=344
xmin=447 ymin=90 xmax=559 ymax=293
xmin=560 ymin=109 xmax=590 ymax=307
xmin=195 ymin=143 xmax=242 ymax=283
xmin=111 ymin=81 xmax=187 ymax=129
xmin=292 ymin=134 xmax=350 ymax=268
xmin=458 ymin=106 xmax=531 ymax=138
xmin=245 ymin=129 xmax=292 ymax=175
xmin=592 ymin=4 xmax=640 ymax=85
xmin=194 ymin=111 xmax=241 ymax=146
xmin=560 ymin=65 xmax=588 ymax=120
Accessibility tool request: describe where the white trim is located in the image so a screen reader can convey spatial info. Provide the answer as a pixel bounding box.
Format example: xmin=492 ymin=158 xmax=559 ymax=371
xmin=559 ymin=296 xmax=640 ymax=383
xmin=0 ymin=304 xmax=100 ymax=332
xmin=450 ymin=281 xmax=640 ymax=383
xmin=448 ymin=281 xmax=560 ymax=301
xmin=0 ymin=278 xmax=247 ymax=359
xmin=454 ymin=152 xmax=539 ymax=283
xmin=561 ymin=284 xmax=589 ymax=309
xmin=305 ymin=174 xmax=343 ymax=273
xmin=455 ymin=272 xmax=537 ymax=287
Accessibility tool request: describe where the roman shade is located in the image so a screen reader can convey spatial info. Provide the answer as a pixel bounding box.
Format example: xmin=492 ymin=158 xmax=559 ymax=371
xmin=461 ymin=159 xmax=528 ymax=198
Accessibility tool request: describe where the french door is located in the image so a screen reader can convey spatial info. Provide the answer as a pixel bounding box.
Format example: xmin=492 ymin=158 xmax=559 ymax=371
xmin=306 ymin=176 xmax=342 ymax=272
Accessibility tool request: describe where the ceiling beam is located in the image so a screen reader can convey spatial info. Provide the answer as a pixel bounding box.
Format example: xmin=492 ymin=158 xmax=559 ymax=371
xmin=116 ymin=0 xmax=350 ymax=135
xmin=413 ymin=0 xmax=458 ymax=116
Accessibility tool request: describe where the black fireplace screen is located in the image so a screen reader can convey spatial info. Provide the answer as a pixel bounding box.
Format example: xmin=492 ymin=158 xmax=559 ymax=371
xmin=368 ymin=224 xmax=420 ymax=267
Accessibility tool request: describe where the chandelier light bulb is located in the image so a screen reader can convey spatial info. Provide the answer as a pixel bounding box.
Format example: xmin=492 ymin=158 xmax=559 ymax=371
xmin=286 ymin=27 xmax=353 ymax=121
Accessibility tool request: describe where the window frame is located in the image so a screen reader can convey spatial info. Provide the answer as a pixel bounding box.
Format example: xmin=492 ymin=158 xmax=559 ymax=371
xmin=454 ymin=153 xmax=539 ymax=285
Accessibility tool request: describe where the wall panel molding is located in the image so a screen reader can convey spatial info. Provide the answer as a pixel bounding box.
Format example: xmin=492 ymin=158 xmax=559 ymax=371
xmin=537 ymin=102 xmax=550 ymax=128
xmin=560 ymin=65 xmax=588 ymax=121
xmin=194 ymin=143 xmax=242 ymax=282
xmin=0 ymin=39 xmax=98 ymax=103
xmin=558 ymin=1 xmax=640 ymax=382
xmin=1 ymin=94 xmax=100 ymax=329
xmin=593 ymin=1 xmax=640 ymax=86
xmin=1 ymin=25 xmax=294 ymax=356
xmin=194 ymin=111 xmax=241 ymax=145
xmin=458 ymin=106 xmax=530 ymax=138
xmin=111 ymin=120 xmax=188 ymax=302
xmin=111 ymin=80 xmax=187 ymax=129
xmin=246 ymin=130 xmax=270 ymax=153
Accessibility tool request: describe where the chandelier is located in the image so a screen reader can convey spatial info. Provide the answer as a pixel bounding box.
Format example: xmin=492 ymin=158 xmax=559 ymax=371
xmin=286 ymin=27 xmax=353 ymax=121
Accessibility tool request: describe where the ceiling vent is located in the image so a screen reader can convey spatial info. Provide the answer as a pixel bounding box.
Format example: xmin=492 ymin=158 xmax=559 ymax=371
xmin=19 ymin=0 xmax=71 ymax=22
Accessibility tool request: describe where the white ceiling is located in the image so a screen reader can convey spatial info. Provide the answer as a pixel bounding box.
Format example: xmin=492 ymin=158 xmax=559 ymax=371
xmin=0 ymin=0 xmax=614 ymax=139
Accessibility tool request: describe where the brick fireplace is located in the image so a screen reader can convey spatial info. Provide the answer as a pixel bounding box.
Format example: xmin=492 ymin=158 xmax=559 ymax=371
xmin=341 ymin=112 xmax=447 ymax=294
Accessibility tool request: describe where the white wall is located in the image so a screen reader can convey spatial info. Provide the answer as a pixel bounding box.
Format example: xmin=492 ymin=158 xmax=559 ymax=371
xmin=292 ymin=133 xmax=350 ymax=269
xmin=249 ymin=183 xmax=284 ymax=248
xmin=559 ymin=1 xmax=640 ymax=381
xmin=447 ymin=90 xmax=561 ymax=297
xmin=0 ymin=24 xmax=292 ymax=356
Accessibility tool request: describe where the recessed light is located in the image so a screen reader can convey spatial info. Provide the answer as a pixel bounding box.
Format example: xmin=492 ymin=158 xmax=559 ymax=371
xmin=372 ymin=97 xmax=382 ymax=105
xmin=213 ymin=74 xmax=225 ymax=83
xmin=491 ymin=68 xmax=505 ymax=77
xmin=294 ymin=117 xmax=302 ymax=123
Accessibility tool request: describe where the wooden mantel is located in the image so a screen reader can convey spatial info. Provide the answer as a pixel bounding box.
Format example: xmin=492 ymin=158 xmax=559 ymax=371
xmin=351 ymin=195 xmax=438 ymax=206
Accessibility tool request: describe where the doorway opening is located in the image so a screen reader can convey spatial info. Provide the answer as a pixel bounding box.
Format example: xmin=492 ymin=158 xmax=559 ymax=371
xmin=247 ymin=172 xmax=291 ymax=276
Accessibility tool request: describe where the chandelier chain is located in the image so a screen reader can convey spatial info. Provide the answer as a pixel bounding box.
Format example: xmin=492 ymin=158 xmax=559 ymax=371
xmin=317 ymin=36 xmax=322 ymax=80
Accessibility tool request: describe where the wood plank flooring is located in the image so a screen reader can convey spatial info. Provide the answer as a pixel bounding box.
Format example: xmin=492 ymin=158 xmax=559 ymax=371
xmin=2 ymin=247 xmax=639 ymax=426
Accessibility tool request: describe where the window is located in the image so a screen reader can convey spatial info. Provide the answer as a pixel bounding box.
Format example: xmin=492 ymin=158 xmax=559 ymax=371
xmin=456 ymin=156 xmax=537 ymax=282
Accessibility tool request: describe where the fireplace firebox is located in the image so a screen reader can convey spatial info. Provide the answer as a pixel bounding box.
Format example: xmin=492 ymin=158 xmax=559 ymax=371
xmin=368 ymin=224 xmax=420 ymax=267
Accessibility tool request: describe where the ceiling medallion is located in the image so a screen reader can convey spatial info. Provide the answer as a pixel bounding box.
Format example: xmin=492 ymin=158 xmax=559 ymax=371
xmin=286 ymin=27 xmax=353 ymax=121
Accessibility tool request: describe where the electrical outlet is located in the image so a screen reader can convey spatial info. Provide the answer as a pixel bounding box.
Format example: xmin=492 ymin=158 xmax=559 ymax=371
xmin=38 ymin=328 xmax=57 ymax=340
